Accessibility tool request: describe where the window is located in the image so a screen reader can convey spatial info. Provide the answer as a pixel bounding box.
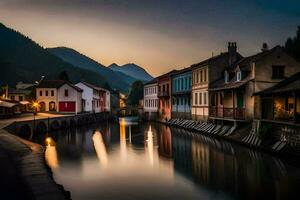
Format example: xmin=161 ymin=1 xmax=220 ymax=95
xmin=11 ymin=96 xmax=15 ymax=100
xmin=200 ymin=71 xmax=203 ymax=82
xmin=46 ymin=90 xmax=48 ymax=96
xmin=237 ymin=71 xmax=242 ymax=81
xmin=199 ymin=93 xmax=202 ymax=105
xmin=64 ymin=89 xmax=69 ymax=97
xmin=39 ymin=90 xmax=42 ymax=96
xmin=224 ymin=71 xmax=229 ymax=83
xmin=219 ymin=93 xmax=223 ymax=105
xmin=204 ymin=92 xmax=207 ymax=105
xmin=272 ymin=65 xmax=285 ymax=79
xmin=19 ymin=96 xmax=23 ymax=101
xmin=51 ymin=90 xmax=54 ymax=96
xmin=195 ymin=93 xmax=198 ymax=105
xmin=204 ymin=69 xmax=207 ymax=82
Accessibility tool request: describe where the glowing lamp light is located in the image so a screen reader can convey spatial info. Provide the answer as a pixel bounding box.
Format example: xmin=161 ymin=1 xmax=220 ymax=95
xmin=45 ymin=137 xmax=56 ymax=146
xmin=33 ymin=102 xmax=39 ymax=108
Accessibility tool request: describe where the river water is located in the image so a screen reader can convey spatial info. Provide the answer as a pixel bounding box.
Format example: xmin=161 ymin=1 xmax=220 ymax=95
xmin=33 ymin=121 xmax=300 ymax=200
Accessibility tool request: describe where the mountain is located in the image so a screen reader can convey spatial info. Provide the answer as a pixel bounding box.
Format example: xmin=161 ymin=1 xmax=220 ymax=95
xmin=0 ymin=23 xmax=108 ymax=89
xmin=47 ymin=47 xmax=136 ymax=92
xmin=108 ymin=63 xmax=153 ymax=81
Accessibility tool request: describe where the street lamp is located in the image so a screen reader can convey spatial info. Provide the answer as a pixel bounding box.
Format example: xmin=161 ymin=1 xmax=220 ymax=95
xmin=31 ymin=101 xmax=40 ymax=139
xmin=32 ymin=101 xmax=39 ymax=115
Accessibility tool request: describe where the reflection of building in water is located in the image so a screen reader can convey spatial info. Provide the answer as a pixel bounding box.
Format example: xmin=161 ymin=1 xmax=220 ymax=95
xmin=93 ymin=131 xmax=108 ymax=166
xmin=119 ymin=123 xmax=127 ymax=159
xmin=145 ymin=125 xmax=159 ymax=166
xmin=191 ymin=137 xmax=210 ymax=184
xmin=172 ymin=132 xmax=193 ymax=177
xmin=158 ymin=125 xmax=172 ymax=158
xmin=45 ymin=137 xmax=59 ymax=169
xmin=169 ymin=129 xmax=294 ymax=199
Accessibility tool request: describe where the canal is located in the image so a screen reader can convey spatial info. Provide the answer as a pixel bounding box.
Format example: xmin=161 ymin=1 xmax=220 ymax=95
xmin=31 ymin=121 xmax=300 ymax=200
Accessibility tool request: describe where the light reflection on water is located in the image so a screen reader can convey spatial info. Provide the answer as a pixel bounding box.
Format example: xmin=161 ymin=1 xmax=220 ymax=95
xmin=33 ymin=121 xmax=300 ymax=200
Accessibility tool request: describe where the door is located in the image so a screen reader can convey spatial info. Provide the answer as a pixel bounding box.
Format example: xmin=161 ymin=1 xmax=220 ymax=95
xmin=237 ymin=92 xmax=244 ymax=108
xmin=59 ymin=102 xmax=76 ymax=112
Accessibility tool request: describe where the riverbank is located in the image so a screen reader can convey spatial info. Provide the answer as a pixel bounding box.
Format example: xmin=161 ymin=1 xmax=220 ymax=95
xmin=160 ymin=118 xmax=300 ymax=162
xmin=0 ymin=114 xmax=71 ymax=200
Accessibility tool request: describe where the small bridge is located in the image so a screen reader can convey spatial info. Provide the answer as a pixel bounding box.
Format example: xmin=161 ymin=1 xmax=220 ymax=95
xmin=5 ymin=112 xmax=112 ymax=139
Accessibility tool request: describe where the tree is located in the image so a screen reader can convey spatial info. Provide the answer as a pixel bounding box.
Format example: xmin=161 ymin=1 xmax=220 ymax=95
xmin=126 ymin=80 xmax=144 ymax=106
xmin=284 ymin=26 xmax=300 ymax=61
xmin=58 ymin=71 xmax=70 ymax=82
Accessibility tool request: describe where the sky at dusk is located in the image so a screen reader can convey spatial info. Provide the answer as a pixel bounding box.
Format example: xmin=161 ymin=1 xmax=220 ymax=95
xmin=0 ymin=0 xmax=300 ymax=76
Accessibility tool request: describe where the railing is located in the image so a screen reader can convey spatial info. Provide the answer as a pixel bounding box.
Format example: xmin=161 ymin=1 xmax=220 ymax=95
xmin=210 ymin=106 xmax=245 ymax=120
xmin=158 ymin=91 xmax=170 ymax=97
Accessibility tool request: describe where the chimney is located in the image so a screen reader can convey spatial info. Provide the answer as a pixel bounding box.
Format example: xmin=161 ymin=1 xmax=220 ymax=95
xmin=228 ymin=42 xmax=237 ymax=67
xmin=261 ymin=42 xmax=269 ymax=52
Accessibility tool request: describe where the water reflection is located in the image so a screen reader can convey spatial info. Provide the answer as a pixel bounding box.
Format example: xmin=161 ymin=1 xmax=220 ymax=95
xmin=92 ymin=131 xmax=108 ymax=166
xmin=35 ymin=122 xmax=300 ymax=200
xmin=44 ymin=137 xmax=59 ymax=169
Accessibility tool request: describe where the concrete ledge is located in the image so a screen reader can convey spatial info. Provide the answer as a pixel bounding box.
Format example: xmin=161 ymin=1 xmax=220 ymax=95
xmin=0 ymin=129 xmax=69 ymax=200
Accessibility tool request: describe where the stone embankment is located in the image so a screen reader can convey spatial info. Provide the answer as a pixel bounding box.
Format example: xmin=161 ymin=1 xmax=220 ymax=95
xmin=0 ymin=128 xmax=69 ymax=200
xmin=166 ymin=118 xmax=297 ymax=158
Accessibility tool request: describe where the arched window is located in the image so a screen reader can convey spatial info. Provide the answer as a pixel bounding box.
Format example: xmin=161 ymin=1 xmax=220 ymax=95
xmin=39 ymin=102 xmax=46 ymax=112
xmin=49 ymin=101 xmax=56 ymax=112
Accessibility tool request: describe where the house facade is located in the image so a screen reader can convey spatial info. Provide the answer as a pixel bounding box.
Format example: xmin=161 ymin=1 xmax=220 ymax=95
xmin=104 ymin=90 xmax=111 ymax=112
xmin=75 ymin=82 xmax=110 ymax=113
xmin=157 ymin=70 xmax=176 ymax=122
xmin=209 ymin=45 xmax=300 ymax=122
xmin=143 ymin=79 xmax=159 ymax=120
xmin=171 ymin=68 xmax=192 ymax=119
xmin=36 ymin=80 xmax=83 ymax=113
xmin=191 ymin=42 xmax=242 ymax=121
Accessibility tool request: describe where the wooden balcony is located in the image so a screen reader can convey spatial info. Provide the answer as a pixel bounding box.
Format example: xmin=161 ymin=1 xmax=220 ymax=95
xmin=209 ymin=106 xmax=245 ymax=120
xmin=158 ymin=91 xmax=170 ymax=97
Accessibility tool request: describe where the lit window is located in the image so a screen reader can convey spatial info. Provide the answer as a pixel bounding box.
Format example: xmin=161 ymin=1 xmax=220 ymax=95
xmin=237 ymin=71 xmax=242 ymax=81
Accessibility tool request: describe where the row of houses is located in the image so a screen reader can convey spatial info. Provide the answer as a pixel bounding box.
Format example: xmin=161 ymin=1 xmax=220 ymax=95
xmin=0 ymin=80 xmax=111 ymax=117
xmin=143 ymin=43 xmax=300 ymax=126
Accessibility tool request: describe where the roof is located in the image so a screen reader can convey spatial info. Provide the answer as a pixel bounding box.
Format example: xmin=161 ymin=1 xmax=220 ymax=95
xmin=0 ymin=99 xmax=18 ymax=108
xmin=209 ymin=76 xmax=253 ymax=91
xmin=156 ymin=69 xmax=178 ymax=80
xmin=191 ymin=52 xmax=230 ymax=68
xmin=235 ymin=46 xmax=282 ymax=71
xmin=8 ymin=88 xmax=31 ymax=95
xmin=37 ymin=80 xmax=83 ymax=92
xmin=171 ymin=67 xmax=191 ymax=76
xmin=255 ymin=71 xmax=300 ymax=95
xmin=78 ymin=81 xmax=108 ymax=92
xmin=210 ymin=46 xmax=285 ymax=91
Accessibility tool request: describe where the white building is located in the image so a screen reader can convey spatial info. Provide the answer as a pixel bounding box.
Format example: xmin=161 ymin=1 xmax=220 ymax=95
xmin=75 ymin=82 xmax=111 ymax=113
xmin=143 ymin=79 xmax=159 ymax=120
xmin=36 ymin=80 xmax=83 ymax=113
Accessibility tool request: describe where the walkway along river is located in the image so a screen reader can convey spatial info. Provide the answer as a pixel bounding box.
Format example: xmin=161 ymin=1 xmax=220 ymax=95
xmin=26 ymin=120 xmax=300 ymax=200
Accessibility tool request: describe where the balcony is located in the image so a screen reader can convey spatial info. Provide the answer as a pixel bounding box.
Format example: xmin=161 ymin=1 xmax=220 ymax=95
xmin=158 ymin=91 xmax=170 ymax=97
xmin=209 ymin=106 xmax=245 ymax=120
